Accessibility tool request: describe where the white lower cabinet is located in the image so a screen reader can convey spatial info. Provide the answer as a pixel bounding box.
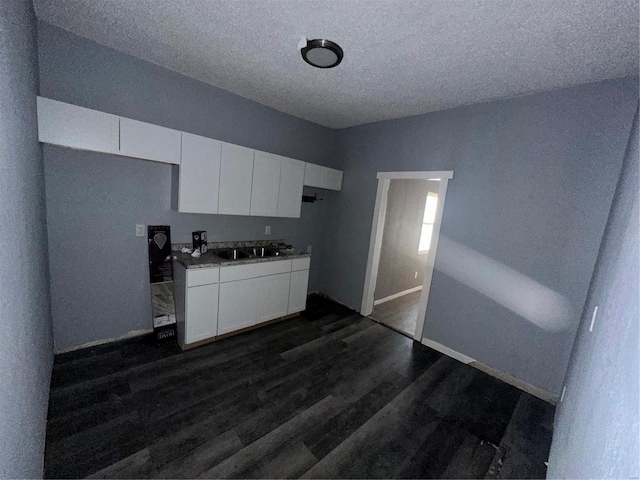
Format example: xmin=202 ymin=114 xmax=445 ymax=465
xmin=218 ymin=278 xmax=258 ymax=335
xmin=175 ymin=257 xmax=310 ymax=348
xmin=185 ymin=283 xmax=219 ymax=343
xmin=256 ymin=272 xmax=291 ymax=323
xmin=288 ymin=269 xmax=310 ymax=314
xmin=174 ymin=265 xmax=220 ymax=347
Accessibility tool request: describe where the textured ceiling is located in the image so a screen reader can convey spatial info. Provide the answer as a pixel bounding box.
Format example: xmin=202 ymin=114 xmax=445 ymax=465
xmin=33 ymin=0 xmax=639 ymax=129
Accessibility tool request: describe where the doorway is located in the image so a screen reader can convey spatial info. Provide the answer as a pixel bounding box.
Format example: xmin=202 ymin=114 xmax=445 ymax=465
xmin=361 ymin=171 xmax=453 ymax=341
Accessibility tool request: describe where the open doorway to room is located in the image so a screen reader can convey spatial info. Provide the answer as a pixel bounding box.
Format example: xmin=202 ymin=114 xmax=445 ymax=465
xmin=369 ymin=180 xmax=439 ymax=336
xmin=361 ymin=171 xmax=453 ymax=341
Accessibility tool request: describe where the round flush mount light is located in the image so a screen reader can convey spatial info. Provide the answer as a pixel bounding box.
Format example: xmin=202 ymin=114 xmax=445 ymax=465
xmin=300 ymin=38 xmax=343 ymax=69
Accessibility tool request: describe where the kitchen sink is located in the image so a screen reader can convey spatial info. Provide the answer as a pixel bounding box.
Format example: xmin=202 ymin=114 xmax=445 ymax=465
xmin=242 ymin=246 xmax=281 ymax=257
xmin=211 ymin=248 xmax=252 ymax=260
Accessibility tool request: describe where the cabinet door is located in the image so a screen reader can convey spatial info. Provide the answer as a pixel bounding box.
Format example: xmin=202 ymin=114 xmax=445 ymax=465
xmin=256 ymin=273 xmax=291 ymax=323
xmin=303 ymin=163 xmax=324 ymax=188
xmin=185 ymin=283 xmax=219 ymax=344
xmin=218 ymin=278 xmax=258 ymax=334
xmin=37 ymin=97 xmax=120 ymax=154
xmin=218 ymin=142 xmax=254 ymax=215
xmin=178 ymin=133 xmax=221 ymax=214
xmin=120 ymin=118 xmax=181 ymax=164
xmin=277 ymin=157 xmax=305 ymax=218
xmin=303 ymin=163 xmax=344 ymax=191
xmin=251 ymin=151 xmax=281 ymax=216
xmin=324 ymin=168 xmax=344 ymax=191
xmin=288 ymin=269 xmax=309 ymax=314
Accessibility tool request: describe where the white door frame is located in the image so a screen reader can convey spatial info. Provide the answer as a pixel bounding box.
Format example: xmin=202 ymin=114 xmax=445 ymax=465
xmin=360 ymin=170 xmax=454 ymax=341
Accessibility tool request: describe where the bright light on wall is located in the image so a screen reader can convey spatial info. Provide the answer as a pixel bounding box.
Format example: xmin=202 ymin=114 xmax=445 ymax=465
xmin=419 ymin=193 xmax=438 ymax=253
xmin=435 ymin=237 xmax=574 ymax=332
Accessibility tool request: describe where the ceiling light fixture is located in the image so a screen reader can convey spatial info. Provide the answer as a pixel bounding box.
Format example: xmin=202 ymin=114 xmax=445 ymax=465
xmin=300 ymin=38 xmax=343 ymax=69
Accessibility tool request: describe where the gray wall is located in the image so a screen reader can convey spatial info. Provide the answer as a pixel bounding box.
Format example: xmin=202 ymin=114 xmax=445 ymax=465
xmin=547 ymin=106 xmax=639 ymax=479
xmin=0 ymin=1 xmax=54 ymax=477
xmin=38 ymin=22 xmax=339 ymax=350
xmin=375 ymin=180 xmax=438 ymax=300
xmin=324 ymin=78 xmax=638 ymax=395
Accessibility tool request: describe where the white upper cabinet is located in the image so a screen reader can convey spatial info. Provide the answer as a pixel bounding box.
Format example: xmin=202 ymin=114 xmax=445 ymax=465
xmin=119 ymin=117 xmax=181 ymax=165
xmin=218 ymin=142 xmax=254 ymax=215
xmin=303 ymin=163 xmax=343 ymax=191
xmin=36 ymin=97 xmax=343 ymax=213
xmin=303 ymin=162 xmax=324 ymax=188
xmin=251 ymin=151 xmax=281 ymax=217
xmin=37 ymin=97 xmax=120 ymax=154
xmin=324 ymin=167 xmax=344 ymax=190
xmin=178 ymin=132 xmax=221 ymax=214
xmin=277 ymin=157 xmax=305 ymax=218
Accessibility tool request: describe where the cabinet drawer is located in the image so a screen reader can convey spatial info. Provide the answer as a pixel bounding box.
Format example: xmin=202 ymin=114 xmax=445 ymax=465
xmin=187 ymin=267 xmax=220 ymax=287
xmin=220 ymin=259 xmax=292 ymax=283
xmin=291 ymin=257 xmax=311 ymax=271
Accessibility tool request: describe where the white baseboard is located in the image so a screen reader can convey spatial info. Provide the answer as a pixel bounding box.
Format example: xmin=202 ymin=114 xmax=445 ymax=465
xmin=421 ymin=337 xmax=558 ymax=405
xmin=374 ymin=285 xmax=423 ymax=306
xmin=421 ymin=337 xmax=476 ymax=364
xmin=470 ymin=362 xmax=558 ymax=405
xmin=54 ymin=328 xmax=153 ymax=354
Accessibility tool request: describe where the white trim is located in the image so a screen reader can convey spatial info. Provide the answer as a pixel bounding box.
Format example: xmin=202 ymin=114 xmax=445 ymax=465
xmin=421 ymin=337 xmax=476 ymax=364
xmin=374 ymin=285 xmax=423 ymax=306
xmin=377 ymin=171 xmax=454 ymax=180
xmin=54 ymin=328 xmax=153 ymax=354
xmin=413 ymin=178 xmax=449 ymax=341
xmin=360 ymin=179 xmax=390 ymax=315
xmin=361 ymin=171 xmax=453 ymax=340
xmin=422 ymin=337 xmax=558 ymax=404
xmin=470 ymin=361 xmax=559 ymax=405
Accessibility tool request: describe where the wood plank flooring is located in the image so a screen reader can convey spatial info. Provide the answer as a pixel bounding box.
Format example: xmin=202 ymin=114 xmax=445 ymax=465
xmin=371 ymin=290 xmax=423 ymax=337
xmin=45 ymin=295 xmax=554 ymax=479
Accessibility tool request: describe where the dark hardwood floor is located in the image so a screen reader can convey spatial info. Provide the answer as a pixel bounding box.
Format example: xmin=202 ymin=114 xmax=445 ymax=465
xmin=45 ymin=295 xmax=554 ymax=479
xmin=370 ymin=290 xmax=423 ymax=337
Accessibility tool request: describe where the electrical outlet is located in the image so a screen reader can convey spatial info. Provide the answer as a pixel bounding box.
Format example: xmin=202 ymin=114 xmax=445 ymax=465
xmin=136 ymin=224 xmax=145 ymax=237
xmin=307 ymin=245 xmax=312 ymax=254
xmin=264 ymin=225 xmax=271 ymax=235
xmin=414 ymin=271 xmax=418 ymax=279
